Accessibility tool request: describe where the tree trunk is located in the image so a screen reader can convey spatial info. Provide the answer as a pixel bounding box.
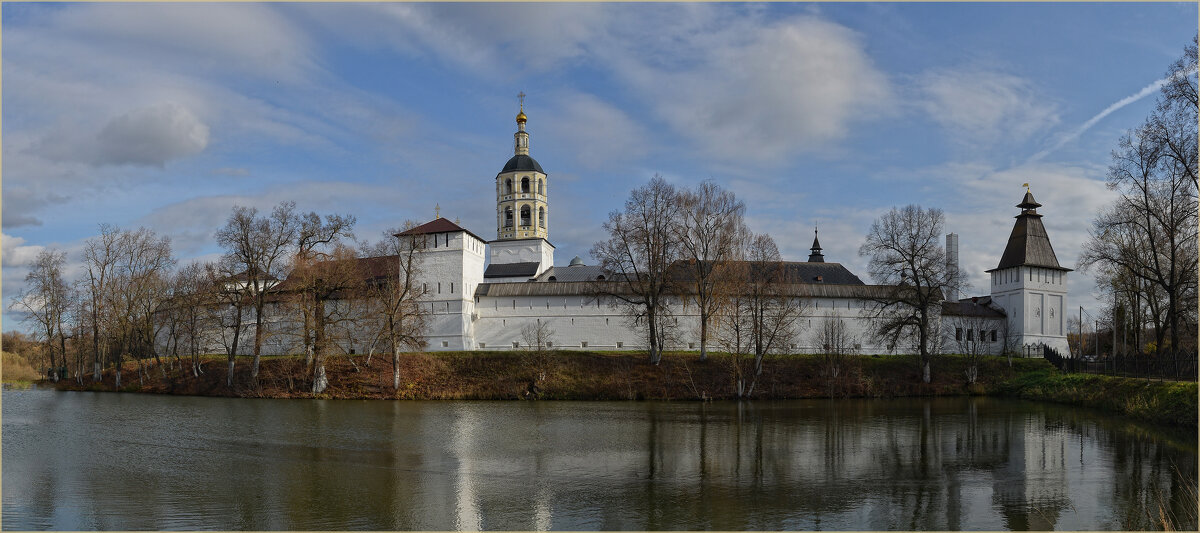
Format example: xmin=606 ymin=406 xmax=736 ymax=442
xmin=922 ymin=360 xmax=931 ymax=384
xmin=312 ymin=364 xmax=328 ymax=394
xmin=699 ymin=312 xmax=708 ymax=361
xmin=392 ymin=338 xmax=402 ymax=391
xmin=227 ymin=358 xmax=235 ymax=387
xmin=251 ymin=305 xmax=264 ymax=381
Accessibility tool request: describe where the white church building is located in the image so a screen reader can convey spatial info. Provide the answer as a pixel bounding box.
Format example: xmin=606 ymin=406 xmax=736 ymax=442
xmin=361 ymin=104 xmax=1072 ymax=357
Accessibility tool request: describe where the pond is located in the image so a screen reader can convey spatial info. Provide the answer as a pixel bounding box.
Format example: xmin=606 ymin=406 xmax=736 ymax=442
xmin=3 ymin=388 xmax=1195 ymax=530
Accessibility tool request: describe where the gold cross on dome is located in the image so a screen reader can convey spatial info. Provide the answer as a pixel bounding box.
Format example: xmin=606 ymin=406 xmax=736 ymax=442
xmin=435 ymin=203 xmax=441 ymax=218
xmin=518 ymin=91 xmax=526 ymax=110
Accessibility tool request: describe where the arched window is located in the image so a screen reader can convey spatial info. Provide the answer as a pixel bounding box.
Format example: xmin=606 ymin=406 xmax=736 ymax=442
xmin=539 ymin=207 xmax=545 ymax=228
xmin=505 ymin=179 xmax=513 ymax=194
xmin=538 ymin=179 xmax=544 ymax=195
xmin=520 ymin=205 xmax=531 ymax=226
xmin=521 ymin=177 xmax=530 ymax=193
xmin=504 ymin=207 xmax=513 ymax=227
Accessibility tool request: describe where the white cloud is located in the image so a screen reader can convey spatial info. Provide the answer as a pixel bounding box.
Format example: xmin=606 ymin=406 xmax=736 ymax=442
xmin=1 ymin=234 xmax=45 ymax=268
xmin=295 ymin=3 xmax=609 ymax=76
xmin=617 ymin=15 xmax=892 ymax=164
xmin=541 ymin=93 xmax=652 ymax=170
xmin=919 ymin=69 xmax=1059 ymax=147
xmin=34 ymin=103 xmax=210 ymax=168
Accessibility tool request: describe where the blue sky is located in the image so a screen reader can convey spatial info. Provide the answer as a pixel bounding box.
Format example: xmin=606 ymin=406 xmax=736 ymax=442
xmin=3 ymin=2 xmax=1197 ymax=332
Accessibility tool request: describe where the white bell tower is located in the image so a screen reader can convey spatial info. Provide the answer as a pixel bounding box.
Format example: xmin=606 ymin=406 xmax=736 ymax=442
xmin=486 ymin=92 xmax=554 ymax=281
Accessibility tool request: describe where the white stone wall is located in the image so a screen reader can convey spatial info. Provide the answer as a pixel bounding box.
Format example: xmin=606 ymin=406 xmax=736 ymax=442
xmin=470 ymin=292 xmax=906 ymax=355
xmin=990 ymin=265 xmax=1069 ymax=355
xmin=488 ymin=239 xmax=554 ymax=277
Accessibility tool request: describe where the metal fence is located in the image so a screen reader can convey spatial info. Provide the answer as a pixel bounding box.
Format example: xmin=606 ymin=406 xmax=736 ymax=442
xmin=1040 ymin=344 xmax=1197 ymax=382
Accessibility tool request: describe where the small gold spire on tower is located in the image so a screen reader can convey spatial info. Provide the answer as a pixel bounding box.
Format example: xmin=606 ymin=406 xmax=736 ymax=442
xmin=435 ymin=203 xmax=441 ymax=219
xmin=1022 ymin=182 xmax=1030 ymax=192
xmin=516 ymin=91 xmax=527 ymax=124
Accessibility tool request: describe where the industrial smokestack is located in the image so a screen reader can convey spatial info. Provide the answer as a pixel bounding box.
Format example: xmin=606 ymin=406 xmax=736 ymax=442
xmin=946 ymin=233 xmax=960 ymax=302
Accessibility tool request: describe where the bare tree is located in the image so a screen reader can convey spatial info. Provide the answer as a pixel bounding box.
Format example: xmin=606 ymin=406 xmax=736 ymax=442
xmin=293 ymin=211 xmax=356 ymax=368
xmin=361 ymin=225 xmax=429 ymax=391
xmin=108 ymin=228 xmax=175 ymax=388
xmin=10 ymin=249 xmax=71 ymax=381
xmin=520 ymin=320 xmax=557 ymax=390
xmin=1080 ymin=132 xmax=1198 ymax=355
xmin=215 ymin=202 xmax=298 ymax=384
xmin=83 ymin=224 xmax=122 ymax=382
xmin=205 ymin=258 xmax=248 ymax=387
xmin=591 ymin=176 xmax=682 ymax=365
xmin=283 ymin=244 xmax=365 ymax=394
xmin=859 ymin=205 xmax=963 ymax=383
xmin=716 ymin=233 xmax=802 ymax=398
xmin=677 ymin=181 xmax=746 ymax=361
xmin=171 ymin=262 xmax=212 ymax=377
xmin=813 ymin=317 xmax=858 ymax=396
xmin=948 ymin=314 xmax=993 ymax=385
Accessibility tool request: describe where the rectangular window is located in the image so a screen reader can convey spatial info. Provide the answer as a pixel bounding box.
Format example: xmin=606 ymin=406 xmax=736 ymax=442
xmin=438 ymin=282 xmax=442 ymax=294
xmin=616 ymin=342 xmax=624 ymax=348
xmin=581 ymin=341 xmax=588 ymax=348
xmin=480 ymin=343 xmax=486 ymax=348
xmin=441 ymin=341 xmax=449 ymax=347
xmin=956 ymin=328 xmax=962 ymax=341
xmin=513 ymin=342 xmax=520 ymax=348
xmin=991 ymin=330 xmax=997 ymax=342
xmin=450 ymin=282 xmax=454 ymax=293
xmin=967 ymin=329 xmax=973 ymax=341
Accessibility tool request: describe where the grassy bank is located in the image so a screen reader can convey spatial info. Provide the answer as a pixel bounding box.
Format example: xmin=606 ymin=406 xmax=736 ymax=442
xmin=48 ymin=350 xmax=1195 ymax=427
xmin=50 ymin=350 xmax=1044 ymax=400
xmin=995 ymin=368 xmax=1197 ymax=428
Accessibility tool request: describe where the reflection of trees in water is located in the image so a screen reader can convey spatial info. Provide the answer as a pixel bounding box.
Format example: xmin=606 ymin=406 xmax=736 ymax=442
xmin=10 ymin=394 xmax=1196 ymax=530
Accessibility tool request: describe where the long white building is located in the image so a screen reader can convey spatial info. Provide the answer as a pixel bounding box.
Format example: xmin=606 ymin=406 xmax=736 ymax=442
xmin=373 ymin=104 xmax=1070 ymax=357
xmin=222 ymin=103 xmax=1070 ymax=358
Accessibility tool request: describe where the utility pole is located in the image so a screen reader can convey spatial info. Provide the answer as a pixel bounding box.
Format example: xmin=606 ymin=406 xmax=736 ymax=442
xmin=1079 ymin=306 xmax=1084 ymax=359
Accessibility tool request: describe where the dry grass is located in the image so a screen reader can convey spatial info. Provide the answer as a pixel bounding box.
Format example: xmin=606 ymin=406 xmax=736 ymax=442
xmin=2 ymin=351 xmax=42 ymax=382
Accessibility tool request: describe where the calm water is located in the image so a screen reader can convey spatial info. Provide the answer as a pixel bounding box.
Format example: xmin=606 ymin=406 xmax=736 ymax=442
xmin=2 ymin=388 xmax=1196 ymax=530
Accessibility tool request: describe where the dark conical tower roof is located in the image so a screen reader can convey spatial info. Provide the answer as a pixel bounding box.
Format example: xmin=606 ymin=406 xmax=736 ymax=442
xmin=808 ymin=229 xmax=825 ymax=263
xmin=986 ymin=190 xmax=1071 ymax=273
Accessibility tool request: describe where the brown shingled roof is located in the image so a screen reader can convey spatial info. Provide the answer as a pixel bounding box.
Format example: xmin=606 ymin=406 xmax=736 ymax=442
xmin=987 ymin=191 xmax=1072 ymax=273
xmin=397 ymin=218 xmax=487 ymax=243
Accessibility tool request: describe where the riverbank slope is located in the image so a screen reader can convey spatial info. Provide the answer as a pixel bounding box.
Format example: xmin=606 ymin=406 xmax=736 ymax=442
xmin=49 ymin=351 xmax=1195 ymax=426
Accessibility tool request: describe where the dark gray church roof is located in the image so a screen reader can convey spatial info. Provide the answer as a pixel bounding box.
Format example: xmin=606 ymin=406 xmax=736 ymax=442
xmin=942 ymin=300 xmax=1006 ymax=319
xmin=499 ymin=154 xmax=544 ymax=174
xmin=675 ymin=260 xmax=865 ymax=285
xmin=483 ymin=261 xmax=541 ymax=279
xmin=987 ymin=191 xmax=1072 ymax=273
xmin=536 ymin=265 xmax=609 ymax=282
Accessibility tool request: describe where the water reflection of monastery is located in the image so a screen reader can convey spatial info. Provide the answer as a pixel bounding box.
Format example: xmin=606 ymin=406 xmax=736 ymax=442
xmin=404 ymin=399 xmax=1176 ymax=530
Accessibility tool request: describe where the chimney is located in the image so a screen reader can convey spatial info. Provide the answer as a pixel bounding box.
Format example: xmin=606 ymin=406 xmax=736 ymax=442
xmin=946 ymin=233 xmax=960 ymax=302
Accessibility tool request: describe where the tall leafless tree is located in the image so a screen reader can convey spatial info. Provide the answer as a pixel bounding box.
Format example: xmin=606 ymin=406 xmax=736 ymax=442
xmin=83 ymin=224 xmax=122 ymax=382
xmin=215 ymin=202 xmax=299 ymax=384
xmin=859 ymin=205 xmax=963 ymax=383
xmin=716 ymin=233 xmax=802 ymax=398
xmin=591 ymin=176 xmax=683 ymax=365
xmin=361 ymin=225 xmax=429 ymax=391
xmin=10 ymin=249 xmax=71 ymax=381
xmin=813 ymin=316 xmax=858 ymax=396
xmin=677 ymin=181 xmax=746 ymax=361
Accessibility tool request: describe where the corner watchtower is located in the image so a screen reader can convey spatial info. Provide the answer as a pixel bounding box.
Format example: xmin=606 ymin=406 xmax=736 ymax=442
xmin=986 ymin=187 xmax=1071 ymax=355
